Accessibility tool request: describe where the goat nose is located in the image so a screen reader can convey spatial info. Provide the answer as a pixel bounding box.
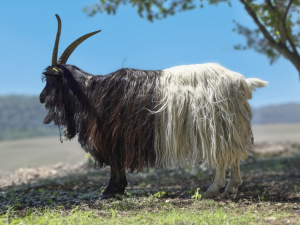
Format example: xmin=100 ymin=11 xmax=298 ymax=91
xmin=39 ymin=92 xmax=46 ymax=103
xmin=40 ymin=96 xmax=45 ymax=104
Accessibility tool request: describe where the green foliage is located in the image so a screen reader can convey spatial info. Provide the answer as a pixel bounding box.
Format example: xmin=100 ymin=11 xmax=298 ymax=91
xmin=0 ymin=95 xmax=57 ymax=141
xmin=85 ymin=0 xmax=300 ymax=74
xmin=233 ymin=23 xmax=281 ymax=64
xmin=85 ymin=153 xmax=97 ymax=166
xmin=152 ymin=191 xmax=168 ymax=198
xmin=233 ymin=0 xmax=300 ymax=65
xmin=84 ymin=0 xmax=230 ymax=22
xmin=191 ymin=188 xmax=202 ymax=200
xmin=26 ymin=208 xmax=32 ymax=217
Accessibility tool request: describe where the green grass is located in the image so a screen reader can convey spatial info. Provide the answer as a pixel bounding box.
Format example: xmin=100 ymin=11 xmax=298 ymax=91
xmin=0 ymin=199 xmax=298 ymax=225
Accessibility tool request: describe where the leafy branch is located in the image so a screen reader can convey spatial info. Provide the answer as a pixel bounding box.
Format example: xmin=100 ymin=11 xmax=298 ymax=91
xmin=85 ymin=0 xmax=300 ymax=76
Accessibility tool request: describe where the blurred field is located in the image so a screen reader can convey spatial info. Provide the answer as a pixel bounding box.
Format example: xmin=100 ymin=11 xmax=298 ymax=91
xmin=0 ymin=123 xmax=299 ymax=177
xmin=0 ymin=136 xmax=84 ymax=177
xmin=252 ymin=123 xmax=300 ymax=143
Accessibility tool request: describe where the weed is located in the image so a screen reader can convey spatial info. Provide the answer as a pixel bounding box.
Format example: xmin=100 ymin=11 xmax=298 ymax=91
xmin=125 ymin=191 xmax=132 ymax=198
xmin=152 ymin=191 xmax=168 ymax=198
xmin=26 ymin=208 xmax=32 ymax=217
xmin=191 ymin=188 xmax=202 ymax=200
xmin=258 ymin=193 xmax=265 ymax=201
xmin=110 ymin=209 xmax=116 ymax=218
xmin=138 ymin=181 xmax=146 ymax=187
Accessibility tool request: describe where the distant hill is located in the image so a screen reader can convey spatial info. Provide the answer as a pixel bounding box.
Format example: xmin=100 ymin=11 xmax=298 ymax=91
xmin=0 ymin=95 xmax=57 ymax=141
xmin=252 ymin=103 xmax=300 ymax=124
xmin=0 ymin=95 xmax=299 ymax=141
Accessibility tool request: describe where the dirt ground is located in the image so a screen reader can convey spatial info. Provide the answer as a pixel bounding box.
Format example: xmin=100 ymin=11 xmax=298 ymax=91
xmin=0 ymin=142 xmax=299 ymax=222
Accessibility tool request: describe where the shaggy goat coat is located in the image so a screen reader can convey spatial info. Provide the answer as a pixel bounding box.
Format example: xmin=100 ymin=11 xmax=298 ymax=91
xmin=41 ymin=14 xmax=269 ymax=197
xmin=53 ymin=63 xmax=267 ymax=173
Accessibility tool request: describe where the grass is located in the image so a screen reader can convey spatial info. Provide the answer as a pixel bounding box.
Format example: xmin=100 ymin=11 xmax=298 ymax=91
xmin=0 ymin=198 xmax=298 ymax=225
xmin=1 ymin=144 xmax=299 ymax=224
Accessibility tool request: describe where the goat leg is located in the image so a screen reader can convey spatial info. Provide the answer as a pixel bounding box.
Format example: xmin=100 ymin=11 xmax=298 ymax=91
xmin=204 ymin=167 xmax=226 ymax=198
xmin=101 ymin=166 xmax=127 ymax=200
xmin=223 ymin=161 xmax=242 ymax=196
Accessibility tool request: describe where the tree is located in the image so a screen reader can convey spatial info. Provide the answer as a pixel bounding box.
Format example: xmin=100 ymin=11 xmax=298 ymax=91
xmin=84 ymin=0 xmax=300 ymax=77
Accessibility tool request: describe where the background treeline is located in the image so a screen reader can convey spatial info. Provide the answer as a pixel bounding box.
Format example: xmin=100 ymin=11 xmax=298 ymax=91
xmin=252 ymin=103 xmax=300 ymax=124
xmin=0 ymin=95 xmax=299 ymax=141
xmin=0 ymin=95 xmax=57 ymax=141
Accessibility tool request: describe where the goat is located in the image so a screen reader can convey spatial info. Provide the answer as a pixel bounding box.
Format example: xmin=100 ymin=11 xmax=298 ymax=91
xmin=40 ymin=14 xmax=268 ymax=199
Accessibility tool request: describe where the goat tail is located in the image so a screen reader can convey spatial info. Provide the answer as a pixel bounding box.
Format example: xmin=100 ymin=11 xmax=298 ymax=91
xmin=246 ymin=78 xmax=268 ymax=91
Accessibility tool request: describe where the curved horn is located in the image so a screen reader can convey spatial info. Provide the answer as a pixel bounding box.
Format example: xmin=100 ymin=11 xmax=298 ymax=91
xmin=52 ymin=14 xmax=62 ymax=66
xmin=57 ymin=30 xmax=101 ymax=65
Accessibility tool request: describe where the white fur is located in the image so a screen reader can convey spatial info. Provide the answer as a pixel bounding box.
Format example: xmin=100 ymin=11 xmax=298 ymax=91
xmin=85 ymin=75 xmax=93 ymax=87
xmin=154 ymin=63 xmax=267 ymax=172
xmin=224 ymin=162 xmax=242 ymax=196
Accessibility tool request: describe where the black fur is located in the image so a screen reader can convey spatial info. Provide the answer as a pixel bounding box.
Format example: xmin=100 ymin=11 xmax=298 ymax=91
xmin=40 ymin=64 xmax=162 ymax=198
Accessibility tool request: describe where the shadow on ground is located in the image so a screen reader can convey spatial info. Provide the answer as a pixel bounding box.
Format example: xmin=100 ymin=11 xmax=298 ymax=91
xmin=0 ymin=144 xmax=300 ymax=214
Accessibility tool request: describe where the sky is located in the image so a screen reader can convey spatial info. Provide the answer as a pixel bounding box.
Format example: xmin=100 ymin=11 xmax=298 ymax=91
xmin=0 ymin=1 xmax=299 ymax=108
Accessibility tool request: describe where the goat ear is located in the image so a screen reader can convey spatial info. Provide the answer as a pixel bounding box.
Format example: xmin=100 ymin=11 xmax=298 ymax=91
xmin=43 ymin=67 xmax=61 ymax=76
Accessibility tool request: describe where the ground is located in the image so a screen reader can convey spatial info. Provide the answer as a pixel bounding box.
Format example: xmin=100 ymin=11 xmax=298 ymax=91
xmin=0 ymin=142 xmax=299 ymax=224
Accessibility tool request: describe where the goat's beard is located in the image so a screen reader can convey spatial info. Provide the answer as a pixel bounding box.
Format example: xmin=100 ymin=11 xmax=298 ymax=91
xmin=43 ymin=80 xmax=87 ymax=141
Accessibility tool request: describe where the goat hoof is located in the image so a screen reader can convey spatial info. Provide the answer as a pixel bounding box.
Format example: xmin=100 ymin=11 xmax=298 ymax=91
xmin=203 ymin=191 xmax=219 ymax=198
xmin=222 ymin=191 xmax=236 ymax=197
xmin=223 ymin=188 xmax=238 ymax=197
xmin=222 ymin=191 xmax=230 ymax=197
xmin=100 ymin=193 xmax=116 ymax=200
xmin=101 ymin=189 xmax=125 ymax=200
xmin=222 ymin=192 xmax=236 ymax=198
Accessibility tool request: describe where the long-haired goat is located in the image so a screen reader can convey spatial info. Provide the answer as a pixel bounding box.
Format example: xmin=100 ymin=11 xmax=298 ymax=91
xmin=40 ymin=15 xmax=268 ymax=199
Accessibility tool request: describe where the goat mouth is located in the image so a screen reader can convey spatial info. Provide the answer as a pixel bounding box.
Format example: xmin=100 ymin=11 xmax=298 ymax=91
xmin=39 ymin=90 xmax=46 ymax=104
xmin=40 ymin=98 xmax=45 ymax=104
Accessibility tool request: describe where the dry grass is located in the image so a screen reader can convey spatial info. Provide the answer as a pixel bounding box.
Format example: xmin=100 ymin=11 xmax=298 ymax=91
xmin=252 ymin=123 xmax=300 ymax=143
xmin=0 ymin=137 xmax=84 ymax=177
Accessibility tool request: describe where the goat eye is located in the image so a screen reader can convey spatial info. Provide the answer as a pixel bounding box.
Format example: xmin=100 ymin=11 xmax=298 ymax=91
xmin=47 ymin=76 xmax=57 ymax=82
xmin=53 ymin=68 xmax=59 ymax=72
